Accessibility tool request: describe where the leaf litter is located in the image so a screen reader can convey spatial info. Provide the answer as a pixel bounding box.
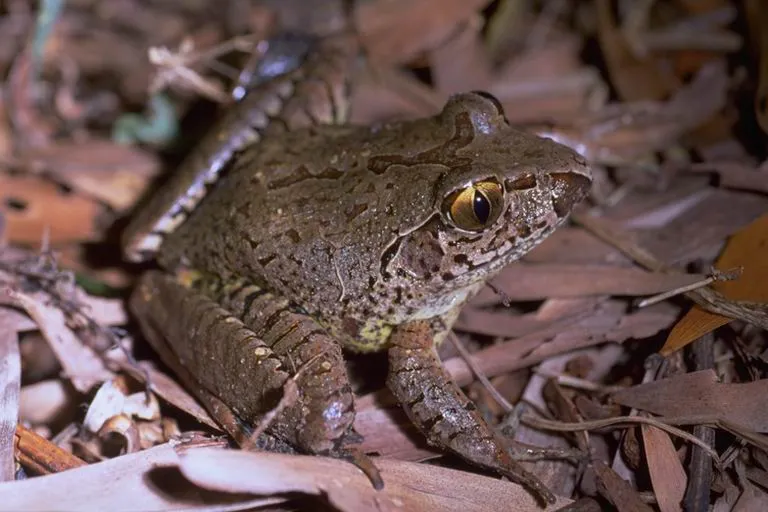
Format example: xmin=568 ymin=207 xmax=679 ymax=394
xmin=1 ymin=1 xmax=768 ymax=510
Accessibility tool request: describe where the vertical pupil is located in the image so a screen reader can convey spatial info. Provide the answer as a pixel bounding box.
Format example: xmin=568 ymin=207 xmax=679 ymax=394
xmin=472 ymin=191 xmax=491 ymax=224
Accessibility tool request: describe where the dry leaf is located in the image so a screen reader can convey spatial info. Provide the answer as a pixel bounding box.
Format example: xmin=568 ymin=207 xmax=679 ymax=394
xmin=663 ymin=213 xmax=768 ymax=354
xmin=356 ymin=0 xmax=494 ymax=65
xmin=0 ymin=287 xmax=112 ymax=393
xmin=611 ymin=370 xmax=768 ymax=433
xmin=593 ymin=460 xmax=655 ymax=512
xmin=0 ymin=442 xmax=280 ymax=511
xmin=177 ymin=448 xmax=571 ymax=511
xmin=449 ymin=301 xmax=678 ymax=386
xmin=0 ymin=309 xmax=21 ymax=481
xmin=641 ymin=425 xmax=687 ymax=512
xmin=429 ymin=17 xmax=492 ymax=95
xmin=0 ymin=173 xmax=101 ymax=245
xmin=21 ymin=140 xmax=161 ymax=212
xmin=479 ymin=262 xmax=707 ymax=302
xmin=595 ymin=0 xmax=678 ymax=102
xmin=18 ymin=379 xmax=75 ymax=425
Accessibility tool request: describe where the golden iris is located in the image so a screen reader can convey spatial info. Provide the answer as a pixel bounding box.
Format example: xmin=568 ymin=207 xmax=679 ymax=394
xmin=444 ymin=180 xmax=504 ymax=231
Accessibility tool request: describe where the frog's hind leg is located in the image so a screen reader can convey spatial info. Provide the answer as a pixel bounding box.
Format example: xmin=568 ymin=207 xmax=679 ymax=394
xmin=131 ymin=271 xmax=292 ymax=445
xmin=213 ymin=278 xmax=359 ymax=456
xmin=131 ymin=271 xmax=379 ymax=486
xmin=215 ymin=278 xmax=383 ymax=488
xmin=386 ymin=320 xmax=556 ymax=505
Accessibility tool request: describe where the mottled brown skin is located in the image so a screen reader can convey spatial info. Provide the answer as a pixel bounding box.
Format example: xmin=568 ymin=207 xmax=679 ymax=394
xmin=125 ymin=30 xmax=591 ymax=505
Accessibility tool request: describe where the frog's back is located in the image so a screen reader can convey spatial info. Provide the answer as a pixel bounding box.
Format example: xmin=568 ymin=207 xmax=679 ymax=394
xmin=121 ymin=32 xmax=359 ymax=262
xmin=156 ymin=119 xmax=443 ymax=306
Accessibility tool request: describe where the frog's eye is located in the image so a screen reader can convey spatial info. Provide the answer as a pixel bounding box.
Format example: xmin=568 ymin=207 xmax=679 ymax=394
xmin=443 ymin=180 xmax=504 ymax=231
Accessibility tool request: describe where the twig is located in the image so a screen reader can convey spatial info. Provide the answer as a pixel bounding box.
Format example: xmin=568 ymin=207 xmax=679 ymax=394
xmin=636 ymin=267 xmax=742 ymax=308
xmin=683 ymin=333 xmax=716 ymax=512
xmin=448 ymin=332 xmax=514 ymax=413
xmin=14 ymin=423 xmax=86 ymax=475
xmin=533 ymin=368 xmax=624 ymax=394
xmin=522 ymin=414 xmax=722 ymax=465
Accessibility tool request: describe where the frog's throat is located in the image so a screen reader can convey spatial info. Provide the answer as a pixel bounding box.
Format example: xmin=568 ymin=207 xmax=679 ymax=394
xmin=342 ymin=282 xmax=481 ymax=352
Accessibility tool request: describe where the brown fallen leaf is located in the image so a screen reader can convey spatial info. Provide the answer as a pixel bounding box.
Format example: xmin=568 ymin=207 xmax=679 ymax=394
xmin=0 ymin=286 xmax=112 ymax=393
xmin=356 ymin=0 xmax=494 ymax=66
xmin=355 ymin=396 xmax=438 ymax=462
xmin=21 ymin=139 xmax=161 ymax=212
xmin=490 ymin=34 xmax=594 ymax=123
xmin=641 ymin=425 xmax=687 ymax=512
xmin=663 ymin=213 xmax=768 ymax=354
xmin=477 ymin=262 xmax=707 ymax=302
xmin=0 ymin=442 xmax=281 ymax=511
xmin=539 ymin=60 xmax=727 ymax=165
xmin=524 ymin=227 xmax=630 ymax=266
xmin=177 ymin=448 xmax=572 ymax=512
xmin=0 ymin=308 xmax=22 ymax=481
xmin=429 ymin=17 xmax=492 ymax=95
xmin=0 ymin=173 xmax=101 ymax=245
xmin=636 ymin=189 xmax=768 ymax=267
xmin=687 ymin=160 xmax=768 ymax=194
xmin=611 ymin=370 xmax=768 ymax=433
xmin=18 ymin=379 xmax=76 ymax=425
xmin=595 ymin=0 xmax=678 ymax=102
xmin=449 ymin=301 xmax=678 ymax=387
xmin=593 ymin=460 xmax=655 ymax=512
xmin=460 ymin=295 xmax=603 ymax=336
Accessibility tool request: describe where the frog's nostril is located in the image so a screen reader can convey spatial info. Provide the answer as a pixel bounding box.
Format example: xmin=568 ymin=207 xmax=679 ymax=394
xmin=548 ymin=172 xmax=591 ymax=217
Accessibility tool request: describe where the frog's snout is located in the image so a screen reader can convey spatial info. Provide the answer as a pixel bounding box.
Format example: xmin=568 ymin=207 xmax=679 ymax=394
xmin=547 ymin=171 xmax=592 ymax=217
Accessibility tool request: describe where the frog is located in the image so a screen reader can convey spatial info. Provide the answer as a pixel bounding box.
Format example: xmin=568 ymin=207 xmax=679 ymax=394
xmin=123 ymin=29 xmax=591 ymax=505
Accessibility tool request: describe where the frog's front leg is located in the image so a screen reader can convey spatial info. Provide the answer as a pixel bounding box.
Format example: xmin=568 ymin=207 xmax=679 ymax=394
xmin=131 ymin=271 xmax=376 ymax=480
xmin=386 ymin=320 xmax=556 ymax=505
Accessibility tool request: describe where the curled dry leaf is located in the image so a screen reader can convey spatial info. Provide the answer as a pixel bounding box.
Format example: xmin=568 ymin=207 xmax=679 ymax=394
xmin=97 ymin=414 xmax=142 ymax=454
xmin=14 ymin=424 xmax=86 ymax=476
xmin=83 ymin=379 xmax=160 ymax=436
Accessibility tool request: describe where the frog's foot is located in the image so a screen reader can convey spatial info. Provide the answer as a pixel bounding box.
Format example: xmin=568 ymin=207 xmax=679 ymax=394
xmin=131 ymin=272 xmax=378 ymax=482
xmin=386 ymin=320 xmax=556 ymax=506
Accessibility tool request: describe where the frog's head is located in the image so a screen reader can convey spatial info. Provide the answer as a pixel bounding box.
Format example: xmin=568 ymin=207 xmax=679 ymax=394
xmin=380 ymin=92 xmax=591 ymax=321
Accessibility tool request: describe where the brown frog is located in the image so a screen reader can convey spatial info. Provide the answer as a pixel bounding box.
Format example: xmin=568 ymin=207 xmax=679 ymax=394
xmin=124 ymin=30 xmax=591 ymax=504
